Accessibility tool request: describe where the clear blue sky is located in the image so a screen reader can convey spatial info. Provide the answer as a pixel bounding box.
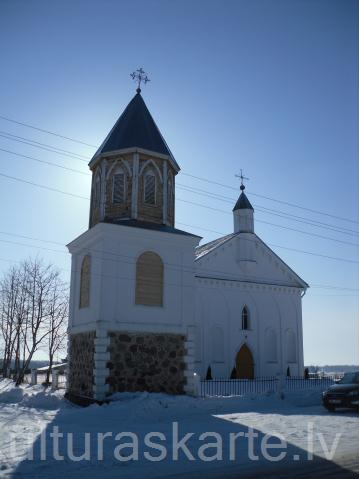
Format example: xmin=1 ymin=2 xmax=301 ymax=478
xmin=0 ymin=0 xmax=358 ymax=364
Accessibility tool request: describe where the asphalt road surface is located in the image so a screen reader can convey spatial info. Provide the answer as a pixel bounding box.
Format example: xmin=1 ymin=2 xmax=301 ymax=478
xmin=164 ymin=450 xmax=359 ymax=479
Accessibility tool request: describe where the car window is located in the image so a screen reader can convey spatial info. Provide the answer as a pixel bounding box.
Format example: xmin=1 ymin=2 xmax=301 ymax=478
xmin=338 ymin=372 xmax=359 ymax=384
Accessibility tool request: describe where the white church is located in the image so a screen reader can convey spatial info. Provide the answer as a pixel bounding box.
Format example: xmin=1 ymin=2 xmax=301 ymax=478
xmin=66 ymin=76 xmax=308 ymax=402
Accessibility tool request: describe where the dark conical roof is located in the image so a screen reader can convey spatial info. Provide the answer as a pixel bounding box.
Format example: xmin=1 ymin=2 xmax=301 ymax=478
xmin=233 ymin=191 xmax=254 ymax=211
xmin=93 ymin=91 xmax=177 ymax=165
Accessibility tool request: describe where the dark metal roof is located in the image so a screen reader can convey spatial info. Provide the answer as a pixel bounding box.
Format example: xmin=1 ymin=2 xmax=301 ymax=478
xmin=93 ymin=92 xmax=175 ymax=161
xmin=195 ymin=233 xmax=236 ymax=259
xmin=104 ymin=218 xmax=201 ymax=238
xmin=233 ymin=192 xmax=254 ymax=211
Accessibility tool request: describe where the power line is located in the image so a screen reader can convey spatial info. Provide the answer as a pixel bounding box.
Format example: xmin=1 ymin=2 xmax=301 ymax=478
xmin=176 ymin=219 xmax=359 ymax=251
xmin=0 ymin=147 xmax=89 ymax=176
xmin=1 ymin=148 xmax=356 ymax=248
xmin=0 ymin=133 xmax=88 ymax=162
xmin=177 ymin=184 xmax=359 ymax=237
xmin=0 ymin=114 xmax=358 ymax=226
xmin=1 ymin=144 xmax=357 ymax=239
xmin=0 ymin=115 xmax=97 ymax=148
xmin=0 ymin=224 xmax=358 ymax=291
xmin=0 ymin=130 xmax=89 ymax=159
xmin=0 ymin=247 xmax=357 ymax=294
xmin=0 ymin=172 xmax=89 ymax=200
xmin=181 ymin=172 xmax=359 ymax=226
xmin=0 ymin=170 xmax=358 ymax=250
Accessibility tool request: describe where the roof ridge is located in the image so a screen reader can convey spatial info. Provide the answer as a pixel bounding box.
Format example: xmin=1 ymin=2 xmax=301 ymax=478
xmin=91 ymin=93 xmax=177 ymax=165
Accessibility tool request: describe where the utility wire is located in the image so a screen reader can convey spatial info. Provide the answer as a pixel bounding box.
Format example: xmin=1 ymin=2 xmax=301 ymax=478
xmin=1 ymin=149 xmax=356 ymax=248
xmin=0 ymin=224 xmax=358 ymax=290
xmin=0 ymin=147 xmax=89 ymax=176
xmin=0 ymin=115 xmax=97 ymax=148
xmin=0 ymin=170 xmax=359 ymax=250
xmin=176 ymin=184 xmax=359 ymax=237
xmin=0 ymin=130 xmax=89 ymax=159
xmin=0 ymin=114 xmax=358 ymax=225
xmin=1 ymin=145 xmax=357 ymax=238
xmin=181 ymin=172 xmax=359 ymax=226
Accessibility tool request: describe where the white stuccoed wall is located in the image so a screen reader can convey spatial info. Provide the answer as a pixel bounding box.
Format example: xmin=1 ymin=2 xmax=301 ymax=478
xmin=193 ymin=232 xmax=306 ymax=378
xmin=67 ymin=222 xmax=306 ymax=393
xmin=68 ymin=222 xmax=201 ymax=335
xmin=67 ymin=222 xmax=201 ymax=398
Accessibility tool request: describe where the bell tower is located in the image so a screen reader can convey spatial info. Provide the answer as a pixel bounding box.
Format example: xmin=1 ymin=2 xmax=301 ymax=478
xmin=89 ymin=69 xmax=179 ymax=229
xmin=67 ymin=70 xmax=201 ymax=403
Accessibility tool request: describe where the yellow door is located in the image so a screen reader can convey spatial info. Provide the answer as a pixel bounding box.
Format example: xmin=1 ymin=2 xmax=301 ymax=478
xmin=236 ymin=344 xmax=254 ymax=379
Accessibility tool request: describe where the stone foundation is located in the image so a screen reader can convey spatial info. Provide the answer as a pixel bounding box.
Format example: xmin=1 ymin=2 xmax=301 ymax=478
xmin=106 ymin=331 xmax=187 ymax=394
xmin=68 ymin=331 xmax=95 ymax=397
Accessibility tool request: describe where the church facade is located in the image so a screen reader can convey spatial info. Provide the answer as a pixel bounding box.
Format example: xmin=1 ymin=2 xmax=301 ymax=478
xmin=66 ymin=85 xmax=308 ymax=401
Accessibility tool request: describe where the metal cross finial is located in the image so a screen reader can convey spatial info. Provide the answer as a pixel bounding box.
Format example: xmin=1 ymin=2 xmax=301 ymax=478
xmin=130 ymin=68 xmax=150 ymax=93
xmin=235 ymin=169 xmax=250 ymax=191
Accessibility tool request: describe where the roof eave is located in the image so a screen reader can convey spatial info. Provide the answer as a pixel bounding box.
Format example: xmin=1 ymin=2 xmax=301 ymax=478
xmin=89 ymin=147 xmax=180 ymax=172
xmin=254 ymin=234 xmax=309 ymax=289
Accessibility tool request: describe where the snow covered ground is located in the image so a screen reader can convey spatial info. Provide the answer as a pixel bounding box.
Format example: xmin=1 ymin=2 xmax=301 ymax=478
xmin=0 ymin=379 xmax=358 ymax=478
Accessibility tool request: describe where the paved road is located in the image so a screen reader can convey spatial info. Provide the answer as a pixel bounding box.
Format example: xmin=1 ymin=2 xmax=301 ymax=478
xmin=164 ymin=451 xmax=359 ymax=478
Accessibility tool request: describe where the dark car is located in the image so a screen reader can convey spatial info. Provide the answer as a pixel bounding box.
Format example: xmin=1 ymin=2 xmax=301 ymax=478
xmin=322 ymin=371 xmax=359 ymax=412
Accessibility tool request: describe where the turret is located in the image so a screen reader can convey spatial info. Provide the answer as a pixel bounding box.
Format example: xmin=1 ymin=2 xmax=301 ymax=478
xmin=233 ymin=183 xmax=254 ymax=233
xmin=88 ymin=72 xmax=179 ymax=229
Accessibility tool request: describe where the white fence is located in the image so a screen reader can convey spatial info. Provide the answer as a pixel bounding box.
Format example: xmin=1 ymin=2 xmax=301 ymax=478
xmin=200 ymin=376 xmax=339 ymax=397
xmin=25 ymin=370 xmax=67 ymax=390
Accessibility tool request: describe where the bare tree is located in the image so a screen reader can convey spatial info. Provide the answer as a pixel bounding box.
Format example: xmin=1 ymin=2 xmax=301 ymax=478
xmin=0 ymin=266 xmax=24 ymax=378
xmin=45 ymin=284 xmax=68 ymax=384
xmin=0 ymin=258 xmax=68 ymax=385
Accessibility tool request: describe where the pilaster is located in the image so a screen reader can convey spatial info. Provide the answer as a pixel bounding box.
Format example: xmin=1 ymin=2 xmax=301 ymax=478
xmin=183 ymin=326 xmax=196 ymax=395
xmin=163 ymin=160 xmax=168 ymax=224
xmin=100 ymin=159 xmax=107 ymax=220
xmin=131 ymin=152 xmax=139 ymax=218
xmin=93 ymin=324 xmax=110 ymax=400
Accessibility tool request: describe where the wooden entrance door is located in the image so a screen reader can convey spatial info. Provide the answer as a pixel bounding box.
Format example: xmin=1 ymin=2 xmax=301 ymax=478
xmin=236 ymin=344 xmax=254 ymax=379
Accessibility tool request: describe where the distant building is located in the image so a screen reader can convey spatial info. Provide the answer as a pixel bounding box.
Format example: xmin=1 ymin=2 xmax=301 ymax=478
xmin=66 ymin=84 xmax=308 ymax=401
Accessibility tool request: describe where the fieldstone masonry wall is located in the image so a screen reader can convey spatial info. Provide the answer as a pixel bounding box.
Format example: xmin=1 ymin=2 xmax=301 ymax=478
xmin=68 ymin=331 xmax=95 ymax=397
xmin=107 ymin=331 xmax=187 ymax=394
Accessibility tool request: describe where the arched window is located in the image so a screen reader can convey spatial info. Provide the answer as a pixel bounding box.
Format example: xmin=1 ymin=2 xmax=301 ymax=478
xmin=167 ymin=177 xmax=173 ymax=214
xmin=241 ymin=306 xmax=249 ymax=330
xmin=265 ymin=328 xmax=277 ymax=362
xmin=94 ymin=173 xmax=101 ymax=208
xmin=286 ymin=330 xmax=297 ymax=363
xmin=212 ymin=326 xmax=224 ymax=362
xmin=135 ymin=251 xmax=163 ymax=306
xmin=144 ymin=170 xmax=156 ymax=205
xmin=79 ymin=255 xmax=91 ymax=309
xmin=112 ymin=168 xmax=125 ymax=204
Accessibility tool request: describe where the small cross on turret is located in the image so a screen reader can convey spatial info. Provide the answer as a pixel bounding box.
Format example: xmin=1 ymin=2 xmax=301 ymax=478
xmin=130 ymin=68 xmax=150 ymax=93
xmin=235 ymin=169 xmax=250 ymax=191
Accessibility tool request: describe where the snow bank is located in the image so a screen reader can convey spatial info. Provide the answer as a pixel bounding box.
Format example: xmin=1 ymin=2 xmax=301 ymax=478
xmin=0 ymin=379 xmax=65 ymax=410
xmin=0 ymin=378 xmax=324 ymax=415
xmin=283 ymin=389 xmax=323 ymax=407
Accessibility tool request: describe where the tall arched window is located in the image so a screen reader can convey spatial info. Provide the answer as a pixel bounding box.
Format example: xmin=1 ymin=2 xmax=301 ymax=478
xmin=265 ymin=328 xmax=277 ymax=362
xmin=241 ymin=306 xmax=249 ymax=330
xmin=286 ymin=330 xmax=297 ymax=363
xmin=79 ymin=255 xmax=91 ymax=309
xmin=212 ymin=326 xmax=224 ymax=362
xmin=144 ymin=170 xmax=156 ymax=205
xmin=112 ymin=168 xmax=125 ymax=204
xmin=94 ymin=173 xmax=101 ymax=208
xmin=135 ymin=251 xmax=163 ymax=306
xmin=167 ymin=177 xmax=173 ymax=214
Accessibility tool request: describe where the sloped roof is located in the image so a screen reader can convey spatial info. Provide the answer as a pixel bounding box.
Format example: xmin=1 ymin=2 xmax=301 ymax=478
xmin=233 ymin=191 xmax=254 ymax=211
xmin=105 ymin=218 xmax=201 ymax=238
xmin=195 ymin=233 xmax=237 ymax=260
xmin=92 ymin=91 xmax=178 ymax=168
xmin=195 ymin=232 xmax=308 ymax=288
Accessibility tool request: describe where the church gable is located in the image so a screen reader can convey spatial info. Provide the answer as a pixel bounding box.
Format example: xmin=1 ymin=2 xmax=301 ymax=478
xmin=195 ymin=233 xmax=307 ymax=289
